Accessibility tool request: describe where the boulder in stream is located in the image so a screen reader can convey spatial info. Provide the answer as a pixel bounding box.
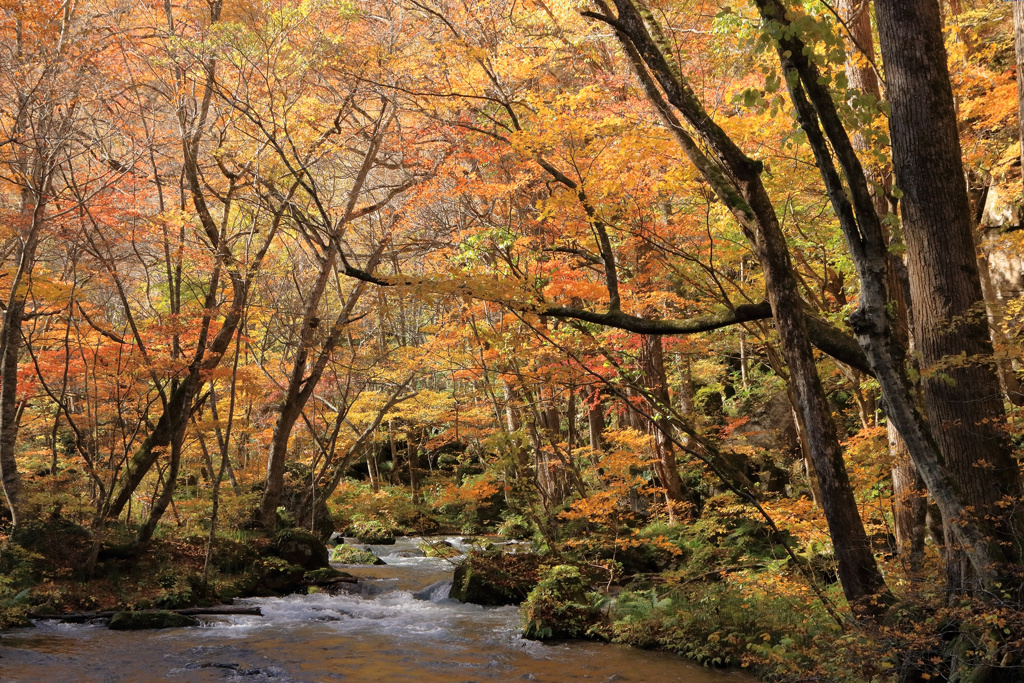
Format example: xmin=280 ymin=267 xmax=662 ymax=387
xmin=329 ymin=545 xmax=385 ymax=565
xmin=419 ymin=540 xmax=459 ymax=558
xmin=108 ymin=610 xmax=199 ymax=630
xmin=245 ymin=557 xmax=307 ymax=595
xmin=521 ymin=565 xmax=603 ymax=641
xmin=350 ymin=521 xmax=396 ymax=545
xmin=449 ymin=550 xmax=542 ymax=606
xmin=270 ymin=528 xmax=330 ymax=570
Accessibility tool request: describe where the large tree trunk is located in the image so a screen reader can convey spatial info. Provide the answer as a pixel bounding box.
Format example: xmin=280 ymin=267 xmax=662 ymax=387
xmin=875 ymin=0 xmax=1024 ymax=591
xmin=597 ymin=0 xmax=890 ymax=613
xmin=749 ymin=0 xmax=1016 ymax=596
xmin=975 ymin=229 xmax=1024 ymax=405
xmin=838 ymin=0 xmax=928 ymax=568
xmin=0 ymin=202 xmax=44 ymax=526
xmin=0 ymin=302 xmax=25 ymax=525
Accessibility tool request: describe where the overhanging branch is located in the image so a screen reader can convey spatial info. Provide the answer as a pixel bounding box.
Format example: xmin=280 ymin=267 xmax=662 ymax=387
xmin=543 ymin=301 xmax=871 ymax=375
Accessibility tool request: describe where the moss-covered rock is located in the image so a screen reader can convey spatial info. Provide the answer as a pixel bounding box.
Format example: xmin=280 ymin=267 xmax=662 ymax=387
xmin=208 ymin=538 xmax=259 ymax=573
xmin=329 ymin=545 xmax=385 ymax=565
xmin=497 ymin=515 xmax=533 ymax=540
xmin=521 ymin=565 xmax=603 ymax=641
xmin=10 ymin=517 xmax=92 ymax=576
xmin=303 ymin=567 xmax=354 ymax=583
xmin=271 ymin=528 xmax=330 ymax=570
xmin=108 ymin=610 xmax=199 ymax=630
xmin=243 ymin=557 xmax=306 ymax=595
xmin=450 ymin=550 xmax=542 ymax=606
xmin=350 ymin=521 xmax=396 ymax=545
xmin=419 ymin=540 xmax=459 ymax=558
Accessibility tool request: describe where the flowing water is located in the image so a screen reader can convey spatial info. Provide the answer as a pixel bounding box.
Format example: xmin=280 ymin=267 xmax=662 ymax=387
xmin=0 ymin=537 xmax=749 ymax=683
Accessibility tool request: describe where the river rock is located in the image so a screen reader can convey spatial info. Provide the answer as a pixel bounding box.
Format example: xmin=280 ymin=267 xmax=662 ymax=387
xmin=329 ymin=545 xmax=385 ymax=565
xmin=108 ymin=610 xmax=199 ymax=630
xmin=449 ymin=550 xmax=542 ymax=606
xmin=271 ymin=528 xmax=330 ymax=570
xmin=419 ymin=540 xmax=458 ymax=558
xmin=247 ymin=557 xmax=307 ymax=595
xmin=521 ymin=565 xmax=603 ymax=641
xmin=350 ymin=521 xmax=396 ymax=545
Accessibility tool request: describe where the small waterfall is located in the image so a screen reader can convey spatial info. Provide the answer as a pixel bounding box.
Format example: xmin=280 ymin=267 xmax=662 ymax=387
xmin=413 ymin=579 xmax=453 ymax=602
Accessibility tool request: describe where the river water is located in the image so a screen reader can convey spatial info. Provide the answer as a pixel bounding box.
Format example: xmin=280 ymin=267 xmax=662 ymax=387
xmin=0 ymin=537 xmax=748 ymax=683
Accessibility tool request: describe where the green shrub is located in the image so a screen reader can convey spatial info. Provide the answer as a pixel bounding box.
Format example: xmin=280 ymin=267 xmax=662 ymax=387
xmin=0 ymin=543 xmax=39 ymax=628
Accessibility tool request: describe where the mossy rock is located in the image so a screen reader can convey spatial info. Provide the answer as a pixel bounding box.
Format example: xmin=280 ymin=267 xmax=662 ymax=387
xmin=303 ymin=567 xmax=353 ymax=582
xmin=10 ymin=517 xmax=92 ymax=574
xmin=329 ymin=545 xmax=385 ymax=565
xmin=271 ymin=528 xmax=330 ymax=570
xmin=521 ymin=565 xmax=603 ymax=641
xmin=497 ymin=516 xmax=533 ymax=540
xmin=350 ymin=521 xmax=396 ymax=545
xmin=108 ymin=610 xmax=199 ymax=630
xmin=419 ymin=540 xmax=459 ymax=558
xmin=209 ymin=539 xmax=259 ymax=573
xmin=450 ymin=550 xmax=542 ymax=606
xmin=243 ymin=557 xmax=306 ymax=595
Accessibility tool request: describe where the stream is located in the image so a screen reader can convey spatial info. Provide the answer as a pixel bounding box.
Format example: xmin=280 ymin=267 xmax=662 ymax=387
xmin=0 ymin=537 xmax=749 ymax=682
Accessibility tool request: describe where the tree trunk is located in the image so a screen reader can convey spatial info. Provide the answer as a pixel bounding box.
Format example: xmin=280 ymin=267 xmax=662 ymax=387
xmin=838 ymin=0 xmax=929 ymax=568
xmin=641 ymin=335 xmax=685 ymax=520
xmin=588 ymin=393 xmax=605 ymax=453
xmin=975 ymin=231 xmax=1024 ymax=405
xmin=889 ymin=423 xmax=927 ymax=574
xmin=598 ymin=0 xmax=890 ymax=612
xmin=875 ymin=0 xmax=1024 ymax=591
xmin=1015 ymin=1 xmax=1024 ymax=221
xmin=0 ymin=201 xmax=44 ymax=526
xmin=0 ymin=303 xmax=24 ymax=526
xmin=259 ymin=250 xmax=381 ymax=526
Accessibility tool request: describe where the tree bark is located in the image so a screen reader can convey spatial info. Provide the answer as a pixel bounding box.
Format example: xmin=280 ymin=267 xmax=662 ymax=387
xmin=838 ymin=0 xmax=928 ymax=568
xmin=1015 ymin=1 xmax=1024 ymax=220
xmin=890 ymin=425 xmax=927 ymax=574
xmin=875 ymin=0 xmax=1024 ymax=591
xmin=588 ymin=393 xmax=605 ymax=453
xmin=641 ymin=334 xmax=685 ymax=520
xmin=0 ymin=200 xmax=44 ymax=526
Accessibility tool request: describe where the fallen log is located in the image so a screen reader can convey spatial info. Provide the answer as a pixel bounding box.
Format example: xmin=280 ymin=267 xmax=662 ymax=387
xmin=30 ymin=605 xmax=262 ymax=623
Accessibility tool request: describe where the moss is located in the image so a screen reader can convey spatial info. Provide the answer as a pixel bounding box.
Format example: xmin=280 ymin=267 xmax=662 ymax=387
xmin=350 ymin=521 xmax=396 ymax=545
xmin=329 ymin=545 xmax=384 ymax=565
xmin=449 ymin=550 xmax=542 ymax=606
xmin=108 ymin=610 xmax=199 ymax=630
xmin=521 ymin=565 xmax=603 ymax=641
xmin=419 ymin=540 xmax=459 ymax=558
xmin=303 ymin=567 xmax=353 ymax=582
xmin=497 ymin=515 xmax=534 ymax=540
xmin=271 ymin=528 xmax=330 ymax=570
